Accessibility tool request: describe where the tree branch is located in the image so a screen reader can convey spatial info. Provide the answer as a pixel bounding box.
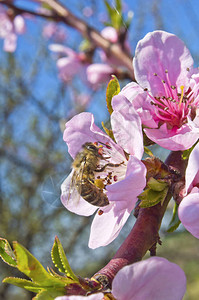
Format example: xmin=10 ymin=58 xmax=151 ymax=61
xmin=93 ymin=151 xmax=187 ymax=286
xmin=0 ymin=0 xmax=135 ymax=79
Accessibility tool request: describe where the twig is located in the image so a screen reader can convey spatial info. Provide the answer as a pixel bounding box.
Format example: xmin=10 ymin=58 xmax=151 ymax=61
xmin=0 ymin=0 xmax=135 ymax=79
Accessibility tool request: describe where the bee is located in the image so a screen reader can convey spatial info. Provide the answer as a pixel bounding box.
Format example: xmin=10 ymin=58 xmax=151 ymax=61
xmin=70 ymin=142 xmax=123 ymax=207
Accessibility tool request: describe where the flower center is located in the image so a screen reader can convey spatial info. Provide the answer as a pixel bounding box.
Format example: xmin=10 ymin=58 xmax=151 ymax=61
xmin=93 ymin=142 xmax=126 ymax=189
xmin=144 ymin=70 xmax=198 ymax=129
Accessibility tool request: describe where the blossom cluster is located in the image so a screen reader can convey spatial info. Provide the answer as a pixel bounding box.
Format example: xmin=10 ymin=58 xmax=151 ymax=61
xmin=61 ymin=30 xmax=199 ymax=299
xmin=49 ymin=26 xmax=130 ymax=89
xmin=0 ymin=4 xmax=26 ymax=52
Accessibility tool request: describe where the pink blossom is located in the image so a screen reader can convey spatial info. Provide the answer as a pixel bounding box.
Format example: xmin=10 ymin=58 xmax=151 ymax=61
xmin=0 ymin=6 xmax=26 ymax=52
xmin=55 ymin=294 xmax=103 ymax=300
xmin=61 ymin=112 xmax=146 ymax=248
xmin=100 ymin=26 xmax=130 ymax=67
xmin=101 ymin=26 xmax=118 ymax=43
xmin=43 ymin=22 xmax=67 ymax=42
xmin=86 ymin=64 xmax=115 ymax=89
xmin=178 ymin=142 xmax=199 ymax=238
xmin=112 ymin=257 xmax=186 ymax=300
xmin=49 ymin=44 xmax=88 ymax=83
xmin=115 ymin=30 xmax=199 ymax=151
xmin=55 ymin=257 xmax=186 ymax=300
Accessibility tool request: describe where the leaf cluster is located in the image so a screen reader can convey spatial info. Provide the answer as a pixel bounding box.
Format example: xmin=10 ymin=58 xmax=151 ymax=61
xmin=0 ymin=237 xmax=83 ymax=300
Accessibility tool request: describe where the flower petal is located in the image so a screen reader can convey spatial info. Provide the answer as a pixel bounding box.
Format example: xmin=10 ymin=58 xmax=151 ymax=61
xmin=106 ymin=156 xmax=146 ymax=203
xmin=63 ymin=112 xmax=125 ymax=159
xmin=117 ymin=82 xmax=157 ymax=128
xmin=112 ymin=257 xmax=186 ymax=300
xmin=86 ymin=64 xmax=114 ymax=88
xmin=55 ymin=293 xmax=103 ymax=300
xmin=178 ymin=189 xmax=199 ymax=238
xmin=185 ymin=142 xmax=199 ymax=193
xmin=14 ymin=15 xmax=26 ymax=34
xmin=88 ymin=203 xmax=130 ymax=249
xmin=57 ymin=57 xmax=81 ymax=81
xmin=89 ymin=156 xmax=146 ymax=249
xmin=61 ymin=171 xmax=97 ymax=216
xmin=144 ymin=123 xmax=199 ymax=151
xmin=111 ymin=94 xmax=144 ymax=158
xmin=49 ymin=44 xmax=76 ymax=57
xmin=3 ymin=33 xmax=17 ymax=52
xmin=133 ymin=30 xmax=193 ymax=96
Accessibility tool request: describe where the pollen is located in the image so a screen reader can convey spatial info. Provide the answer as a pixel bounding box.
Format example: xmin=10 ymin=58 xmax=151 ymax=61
xmin=94 ymin=178 xmax=105 ymax=189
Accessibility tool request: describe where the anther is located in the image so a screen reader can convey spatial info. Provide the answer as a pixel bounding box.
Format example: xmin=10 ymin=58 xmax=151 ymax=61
xmin=154 ymin=73 xmax=157 ymax=76
xmin=171 ymin=85 xmax=176 ymax=90
xmin=113 ymin=175 xmax=118 ymax=181
xmin=105 ymin=142 xmax=111 ymax=149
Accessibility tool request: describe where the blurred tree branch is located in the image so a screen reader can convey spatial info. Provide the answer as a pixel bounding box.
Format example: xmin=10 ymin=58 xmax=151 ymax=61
xmin=0 ymin=0 xmax=135 ymax=80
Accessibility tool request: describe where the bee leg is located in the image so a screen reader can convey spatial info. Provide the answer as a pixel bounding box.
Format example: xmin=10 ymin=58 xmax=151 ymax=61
xmin=95 ymin=161 xmax=124 ymax=172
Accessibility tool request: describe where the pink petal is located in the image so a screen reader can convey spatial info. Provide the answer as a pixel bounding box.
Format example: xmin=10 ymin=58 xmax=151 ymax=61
xmin=106 ymin=156 xmax=146 ymax=204
xmin=86 ymin=64 xmax=114 ymax=88
xmin=133 ymin=30 xmax=193 ymax=96
xmin=88 ymin=203 xmax=130 ymax=249
xmin=112 ymin=257 xmax=186 ymax=300
xmin=118 ymin=82 xmax=157 ymax=128
xmin=57 ymin=57 xmax=81 ymax=81
xmin=49 ymin=44 xmax=76 ymax=57
xmin=144 ymin=122 xmax=199 ymax=151
xmin=55 ymin=294 xmax=103 ymax=300
xmin=3 ymin=33 xmax=17 ymax=52
xmin=185 ymin=142 xmax=199 ymax=192
xmin=63 ymin=112 xmax=124 ymax=159
xmin=178 ymin=189 xmax=199 ymax=238
xmin=101 ymin=26 xmax=118 ymax=43
xmin=111 ymin=94 xmax=144 ymax=158
xmin=14 ymin=15 xmax=26 ymax=34
xmin=61 ymin=171 xmax=97 ymax=216
xmin=89 ymin=156 xmax=146 ymax=249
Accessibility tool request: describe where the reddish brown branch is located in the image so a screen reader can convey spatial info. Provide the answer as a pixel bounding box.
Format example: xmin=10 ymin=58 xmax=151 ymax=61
xmin=93 ymin=151 xmax=187 ymax=286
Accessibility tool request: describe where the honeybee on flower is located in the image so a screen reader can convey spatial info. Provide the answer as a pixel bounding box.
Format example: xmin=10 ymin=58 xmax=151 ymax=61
xmin=61 ymin=112 xmax=146 ymax=248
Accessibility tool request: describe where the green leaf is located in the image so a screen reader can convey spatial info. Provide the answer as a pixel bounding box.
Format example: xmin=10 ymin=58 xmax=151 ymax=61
xmin=139 ymin=187 xmax=169 ymax=208
xmin=106 ymin=75 xmax=120 ymax=115
xmin=167 ymin=202 xmax=181 ymax=233
xmin=144 ymin=146 xmax=154 ymax=157
xmin=182 ymin=141 xmax=198 ymax=160
xmin=0 ymin=238 xmax=17 ymax=267
xmin=115 ymin=0 xmax=122 ymax=14
xmin=3 ymin=277 xmax=42 ymax=293
xmin=104 ymin=1 xmax=122 ymax=30
xmin=33 ymin=288 xmax=66 ymax=300
xmin=79 ymin=39 xmax=91 ymax=52
xmin=101 ymin=122 xmax=115 ymax=141
xmin=51 ymin=236 xmax=78 ymax=281
xmin=147 ymin=178 xmax=168 ymax=192
xmin=33 ymin=290 xmax=54 ymax=300
xmin=104 ymin=1 xmax=114 ymax=19
xmin=13 ymin=242 xmax=64 ymax=287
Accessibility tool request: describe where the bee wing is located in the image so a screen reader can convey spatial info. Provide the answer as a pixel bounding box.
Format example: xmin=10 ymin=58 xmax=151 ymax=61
xmin=61 ymin=166 xmax=97 ymax=216
xmin=67 ymin=158 xmax=86 ymax=206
